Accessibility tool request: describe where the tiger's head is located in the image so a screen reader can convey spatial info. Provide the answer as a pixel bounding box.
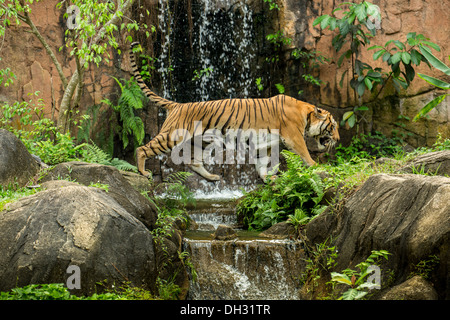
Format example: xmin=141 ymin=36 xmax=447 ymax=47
xmin=307 ymin=106 xmax=340 ymax=152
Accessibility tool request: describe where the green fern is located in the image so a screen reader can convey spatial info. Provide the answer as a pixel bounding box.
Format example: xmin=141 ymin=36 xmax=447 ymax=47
xmin=105 ymin=76 xmax=147 ymax=149
xmin=81 ymin=142 xmax=138 ymax=173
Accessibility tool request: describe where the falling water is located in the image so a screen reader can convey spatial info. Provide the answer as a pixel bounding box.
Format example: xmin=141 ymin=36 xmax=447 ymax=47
xmin=194 ymin=0 xmax=256 ymax=100
xmin=156 ymin=0 xmax=256 ymax=102
xmin=157 ymin=0 xmax=174 ymax=102
xmin=184 ymin=195 xmax=306 ymax=300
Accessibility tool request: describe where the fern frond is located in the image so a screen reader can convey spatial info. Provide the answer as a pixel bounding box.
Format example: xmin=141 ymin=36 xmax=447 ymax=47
xmin=110 ymin=158 xmax=138 ymax=173
xmin=81 ymin=142 xmax=138 ymax=172
xmin=164 ymin=171 xmax=193 ymax=184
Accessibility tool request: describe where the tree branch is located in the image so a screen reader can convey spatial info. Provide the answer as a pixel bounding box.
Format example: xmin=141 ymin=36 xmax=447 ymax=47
xmin=57 ymin=0 xmax=135 ymax=132
xmin=22 ymin=10 xmax=68 ymax=89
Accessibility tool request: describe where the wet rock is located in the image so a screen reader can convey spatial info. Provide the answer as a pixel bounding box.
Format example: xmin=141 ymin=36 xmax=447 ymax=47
xmin=0 ymin=185 xmax=157 ymax=296
xmin=380 ymin=276 xmax=439 ymax=300
xmin=186 ymin=239 xmax=304 ymax=299
xmin=259 ymin=222 xmax=297 ymax=239
xmin=212 ymin=224 xmax=238 ymax=240
xmin=0 ymin=129 xmax=39 ymax=188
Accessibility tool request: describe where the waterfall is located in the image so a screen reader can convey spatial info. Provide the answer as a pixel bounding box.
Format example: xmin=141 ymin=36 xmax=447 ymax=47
xmin=156 ymin=0 xmax=257 ymax=102
xmin=157 ymin=0 xmax=174 ymax=102
xmin=153 ymin=0 xmax=261 ymax=192
xmin=194 ymin=0 xmax=255 ymax=100
xmin=183 ymin=196 xmax=305 ymax=300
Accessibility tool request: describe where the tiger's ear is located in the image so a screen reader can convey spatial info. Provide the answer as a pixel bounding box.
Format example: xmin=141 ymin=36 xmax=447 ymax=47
xmin=314 ymin=106 xmax=326 ymax=119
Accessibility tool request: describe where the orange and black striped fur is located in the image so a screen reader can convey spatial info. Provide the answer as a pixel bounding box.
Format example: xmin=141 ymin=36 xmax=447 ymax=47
xmin=129 ymin=42 xmax=340 ymax=181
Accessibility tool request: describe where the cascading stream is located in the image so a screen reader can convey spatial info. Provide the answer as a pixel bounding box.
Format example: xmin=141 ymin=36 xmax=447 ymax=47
xmin=183 ymin=195 xmax=305 ymax=300
xmin=153 ymin=1 xmax=305 ymax=299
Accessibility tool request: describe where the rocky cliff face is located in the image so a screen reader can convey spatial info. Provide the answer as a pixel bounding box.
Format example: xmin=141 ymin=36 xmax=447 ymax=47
xmin=279 ymin=0 xmax=450 ymax=146
xmin=0 ymin=0 xmax=448 ymax=151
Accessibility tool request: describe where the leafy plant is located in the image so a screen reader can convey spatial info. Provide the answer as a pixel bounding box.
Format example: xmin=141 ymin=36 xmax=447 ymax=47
xmin=263 ymin=0 xmax=280 ymax=11
xmin=313 ymin=1 xmax=440 ymax=128
xmin=413 ymin=46 xmax=450 ymax=121
xmin=0 ymin=282 xmax=159 ymax=300
xmin=236 ymin=150 xmax=326 ymax=231
xmin=0 ymin=58 xmax=15 ymax=87
xmin=330 ymin=250 xmax=390 ymax=300
xmin=408 ymin=255 xmax=440 ymax=280
xmin=102 ymin=77 xmax=147 ymax=149
xmin=299 ymin=238 xmax=338 ymax=295
xmin=81 ymin=142 xmax=138 ymax=172
xmin=192 ymin=67 xmax=213 ymax=81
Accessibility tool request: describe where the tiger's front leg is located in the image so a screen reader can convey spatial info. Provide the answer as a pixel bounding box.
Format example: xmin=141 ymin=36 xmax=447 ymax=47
xmin=136 ymin=146 xmax=152 ymax=178
xmin=136 ymin=133 xmax=170 ymax=178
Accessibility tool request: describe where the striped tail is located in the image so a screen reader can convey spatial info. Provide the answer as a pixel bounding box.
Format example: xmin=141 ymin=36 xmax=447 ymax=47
xmin=129 ymin=42 xmax=176 ymax=110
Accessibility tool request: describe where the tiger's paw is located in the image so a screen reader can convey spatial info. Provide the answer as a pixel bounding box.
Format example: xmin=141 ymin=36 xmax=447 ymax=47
xmin=208 ymin=174 xmax=221 ymax=181
xmin=140 ymin=170 xmax=151 ymax=179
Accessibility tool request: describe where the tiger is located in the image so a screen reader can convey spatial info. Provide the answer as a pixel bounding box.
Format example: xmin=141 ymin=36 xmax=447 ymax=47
xmin=129 ymin=42 xmax=340 ymax=181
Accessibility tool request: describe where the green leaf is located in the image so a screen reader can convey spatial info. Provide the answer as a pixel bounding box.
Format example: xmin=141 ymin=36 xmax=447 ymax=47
xmin=342 ymin=289 xmax=368 ymax=300
xmin=320 ymin=15 xmax=332 ymax=29
xmin=417 ymin=73 xmax=450 ymax=90
xmin=401 ymin=52 xmax=411 ymax=64
xmin=356 ymin=105 xmax=369 ymax=111
xmin=413 ymin=94 xmax=448 ymax=121
xmin=405 ymin=63 xmax=415 ymax=83
xmin=407 ymin=32 xmax=417 ymax=46
xmin=342 ymin=111 xmax=354 ymax=121
xmin=393 ymin=40 xmax=405 ymax=50
xmin=357 ymin=81 xmax=366 ymax=96
xmin=422 ymin=41 xmax=441 ymax=52
xmin=313 ymin=15 xmax=328 ymax=27
xmin=373 ymin=49 xmax=386 ymax=60
xmin=419 ymin=45 xmax=450 ymax=76
xmin=390 ymin=52 xmax=402 ymax=65
xmin=338 ymin=19 xmax=350 ymax=36
xmin=338 ymin=49 xmax=352 ymax=67
xmin=355 ymin=4 xmax=367 ymax=22
xmin=367 ymin=45 xmax=384 ymax=51
xmin=364 ymin=77 xmax=373 ymax=91
xmin=410 ymin=49 xmax=422 ymax=66
xmin=331 ymin=272 xmax=352 ymax=285
xmin=347 ymin=114 xmax=356 ymax=127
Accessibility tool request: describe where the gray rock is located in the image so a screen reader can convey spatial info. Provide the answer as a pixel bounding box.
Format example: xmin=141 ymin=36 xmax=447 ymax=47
xmin=306 ymin=173 xmax=450 ymax=298
xmin=40 ymin=161 xmax=158 ymax=230
xmin=0 ymin=129 xmax=39 ymax=188
xmin=260 ymin=222 xmax=297 ymax=239
xmin=212 ymin=224 xmax=238 ymax=240
xmin=380 ymin=276 xmax=439 ymax=300
xmin=400 ymin=150 xmax=450 ymax=176
xmin=0 ymin=185 xmax=157 ymax=296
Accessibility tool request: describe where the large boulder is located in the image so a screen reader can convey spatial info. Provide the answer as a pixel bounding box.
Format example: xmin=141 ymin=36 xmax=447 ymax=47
xmin=0 ymin=184 xmax=157 ymax=296
xmin=40 ymin=161 xmax=157 ymax=230
xmin=400 ymin=150 xmax=450 ymax=176
xmin=306 ymin=173 xmax=450 ymax=299
xmin=380 ymin=276 xmax=439 ymax=300
xmin=0 ymin=129 xmax=39 ymax=188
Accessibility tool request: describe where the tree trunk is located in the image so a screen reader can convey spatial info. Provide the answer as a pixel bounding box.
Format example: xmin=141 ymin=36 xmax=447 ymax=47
xmin=57 ymin=0 xmax=135 ymax=133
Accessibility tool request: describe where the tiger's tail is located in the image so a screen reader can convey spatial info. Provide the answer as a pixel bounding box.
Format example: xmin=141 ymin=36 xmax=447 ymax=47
xmin=129 ymin=42 xmax=176 ymax=110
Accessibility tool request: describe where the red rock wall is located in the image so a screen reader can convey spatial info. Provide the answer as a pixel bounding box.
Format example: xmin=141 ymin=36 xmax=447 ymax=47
xmin=281 ymin=0 xmax=450 ymax=146
xmin=0 ymin=0 xmax=448 ymax=147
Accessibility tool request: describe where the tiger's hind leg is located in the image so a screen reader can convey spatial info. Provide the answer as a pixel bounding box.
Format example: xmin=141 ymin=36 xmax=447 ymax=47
xmin=136 ymin=133 xmax=170 ymax=178
xmin=188 ymin=141 xmax=221 ymax=181
xmin=188 ymin=163 xmax=221 ymax=181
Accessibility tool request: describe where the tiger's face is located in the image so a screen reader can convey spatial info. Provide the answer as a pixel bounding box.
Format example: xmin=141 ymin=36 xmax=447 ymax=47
xmin=307 ymin=107 xmax=340 ymax=152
